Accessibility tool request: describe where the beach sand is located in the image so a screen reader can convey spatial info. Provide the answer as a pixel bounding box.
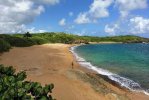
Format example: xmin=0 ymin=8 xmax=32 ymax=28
xmin=0 ymin=43 xmax=149 ymax=100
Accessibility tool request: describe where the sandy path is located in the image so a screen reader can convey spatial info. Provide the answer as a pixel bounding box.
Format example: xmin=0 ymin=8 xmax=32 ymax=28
xmin=0 ymin=43 xmax=149 ymax=100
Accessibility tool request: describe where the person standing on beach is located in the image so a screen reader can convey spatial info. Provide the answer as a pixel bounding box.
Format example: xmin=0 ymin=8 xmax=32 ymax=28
xmin=72 ymin=61 xmax=74 ymax=69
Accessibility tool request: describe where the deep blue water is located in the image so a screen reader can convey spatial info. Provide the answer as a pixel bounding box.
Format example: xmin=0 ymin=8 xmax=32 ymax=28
xmin=74 ymin=43 xmax=149 ymax=92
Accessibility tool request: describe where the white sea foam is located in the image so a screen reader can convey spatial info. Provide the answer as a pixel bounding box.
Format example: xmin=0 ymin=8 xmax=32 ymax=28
xmin=70 ymin=45 xmax=149 ymax=96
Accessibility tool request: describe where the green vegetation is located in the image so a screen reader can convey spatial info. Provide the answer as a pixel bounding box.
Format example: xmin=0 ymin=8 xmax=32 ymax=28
xmin=0 ymin=32 xmax=149 ymax=99
xmin=24 ymin=32 xmax=32 ymax=38
xmin=0 ymin=32 xmax=149 ymax=53
xmin=0 ymin=38 xmax=11 ymax=53
xmin=0 ymin=64 xmax=55 ymax=100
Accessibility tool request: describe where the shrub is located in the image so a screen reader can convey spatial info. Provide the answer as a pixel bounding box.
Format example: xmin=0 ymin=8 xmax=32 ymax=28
xmin=0 ymin=65 xmax=55 ymax=100
xmin=31 ymin=37 xmax=49 ymax=45
xmin=0 ymin=39 xmax=11 ymax=53
xmin=0 ymin=35 xmax=35 ymax=47
xmin=7 ymin=37 xmax=36 ymax=47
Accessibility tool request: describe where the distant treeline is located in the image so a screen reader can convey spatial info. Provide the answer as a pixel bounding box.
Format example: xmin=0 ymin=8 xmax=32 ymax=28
xmin=0 ymin=32 xmax=149 ymax=53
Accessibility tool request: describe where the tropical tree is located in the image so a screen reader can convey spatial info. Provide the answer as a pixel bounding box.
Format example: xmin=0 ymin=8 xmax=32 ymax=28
xmin=24 ymin=32 xmax=32 ymax=38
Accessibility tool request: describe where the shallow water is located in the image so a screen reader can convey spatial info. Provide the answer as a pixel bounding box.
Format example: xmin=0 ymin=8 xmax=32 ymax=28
xmin=74 ymin=43 xmax=149 ymax=92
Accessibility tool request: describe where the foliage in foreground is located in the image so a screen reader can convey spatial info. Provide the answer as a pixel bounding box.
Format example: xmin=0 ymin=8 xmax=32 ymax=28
xmin=0 ymin=64 xmax=55 ymax=100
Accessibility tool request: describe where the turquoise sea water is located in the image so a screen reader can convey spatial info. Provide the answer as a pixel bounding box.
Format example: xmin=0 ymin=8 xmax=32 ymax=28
xmin=74 ymin=43 xmax=149 ymax=93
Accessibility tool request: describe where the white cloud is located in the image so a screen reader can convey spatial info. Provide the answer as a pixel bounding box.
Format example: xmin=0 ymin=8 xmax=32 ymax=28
xmin=74 ymin=13 xmax=91 ymax=24
xmin=69 ymin=12 xmax=73 ymax=16
xmin=74 ymin=0 xmax=113 ymax=24
xmin=0 ymin=0 xmax=60 ymax=33
xmin=0 ymin=22 xmax=26 ymax=34
xmin=27 ymin=27 xmax=46 ymax=33
xmin=105 ymin=16 xmax=149 ymax=35
xmin=74 ymin=29 xmax=87 ymax=36
xmin=89 ymin=0 xmax=113 ymax=18
xmin=59 ymin=18 xmax=66 ymax=26
xmin=103 ymin=0 xmax=148 ymax=36
xmin=115 ymin=0 xmax=147 ymax=17
xmin=105 ymin=24 xmax=119 ymax=35
xmin=36 ymin=0 xmax=60 ymax=5
xmin=75 ymin=0 xmax=141 ymax=24
xmin=130 ymin=17 xmax=149 ymax=34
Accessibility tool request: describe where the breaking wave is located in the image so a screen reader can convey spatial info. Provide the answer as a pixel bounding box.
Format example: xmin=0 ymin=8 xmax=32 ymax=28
xmin=70 ymin=45 xmax=149 ymax=96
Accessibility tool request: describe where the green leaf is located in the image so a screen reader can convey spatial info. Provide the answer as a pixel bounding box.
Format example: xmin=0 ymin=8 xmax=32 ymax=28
xmin=8 ymin=76 xmax=15 ymax=83
xmin=24 ymin=82 xmax=31 ymax=93
xmin=34 ymin=86 xmax=43 ymax=97
xmin=16 ymin=71 xmax=27 ymax=81
xmin=0 ymin=65 xmax=55 ymax=100
xmin=22 ymin=94 xmax=33 ymax=100
xmin=0 ymin=84 xmax=2 ymax=92
xmin=6 ymin=66 xmax=15 ymax=75
xmin=37 ymin=96 xmax=48 ymax=100
xmin=16 ymin=81 xmax=23 ymax=88
xmin=3 ymin=76 xmax=10 ymax=86
xmin=43 ymin=85 xmax=50 ymax=94
xmin=17 ymin=88 xmax=25 ymax=97
xmin=8 ymin=88 xmax=15 ymax=96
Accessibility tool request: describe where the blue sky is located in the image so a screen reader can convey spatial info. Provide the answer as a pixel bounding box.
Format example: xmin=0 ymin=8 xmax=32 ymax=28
xmin=0 ymin=0 xmax=149 ymax=37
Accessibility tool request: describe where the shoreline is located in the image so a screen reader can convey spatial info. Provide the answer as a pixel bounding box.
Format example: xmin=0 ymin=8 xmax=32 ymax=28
xmin=89 ymin=42 xmax=123 ymax=44
xmin=0 ymin=43 xmax=149 ymax=100
xmin=70 ymin=44 xmax=149 ymax=99
xmin=70 ymin=44 xmax=149 ymax=96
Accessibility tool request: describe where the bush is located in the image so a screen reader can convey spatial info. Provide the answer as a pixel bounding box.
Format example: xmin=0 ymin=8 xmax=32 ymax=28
xmin=0 ymin=65 xmax=55 ymax=100
xmin=7 ymin=37 xmax=36 ymax=47
xmin=0 ymin=35 xmax=36 ymax=47
xmin=0 ymin=39 xmax=11 ymax=53
xmin=31 ymin=37 xmax=49 ymax=45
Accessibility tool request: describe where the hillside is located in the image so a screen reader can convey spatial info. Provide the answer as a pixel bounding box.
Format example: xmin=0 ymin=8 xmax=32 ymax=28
xmin=0 ymin=32 xmax=149 ymax=53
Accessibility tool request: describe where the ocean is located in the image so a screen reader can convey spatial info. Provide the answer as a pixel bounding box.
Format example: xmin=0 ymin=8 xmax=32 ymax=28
xmin=71 ymin=43 xmax=149 ymax=95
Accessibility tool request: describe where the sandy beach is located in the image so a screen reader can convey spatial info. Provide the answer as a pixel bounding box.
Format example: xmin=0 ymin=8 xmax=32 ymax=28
xmin=0 ymin=43 xmax=149 ymax=100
